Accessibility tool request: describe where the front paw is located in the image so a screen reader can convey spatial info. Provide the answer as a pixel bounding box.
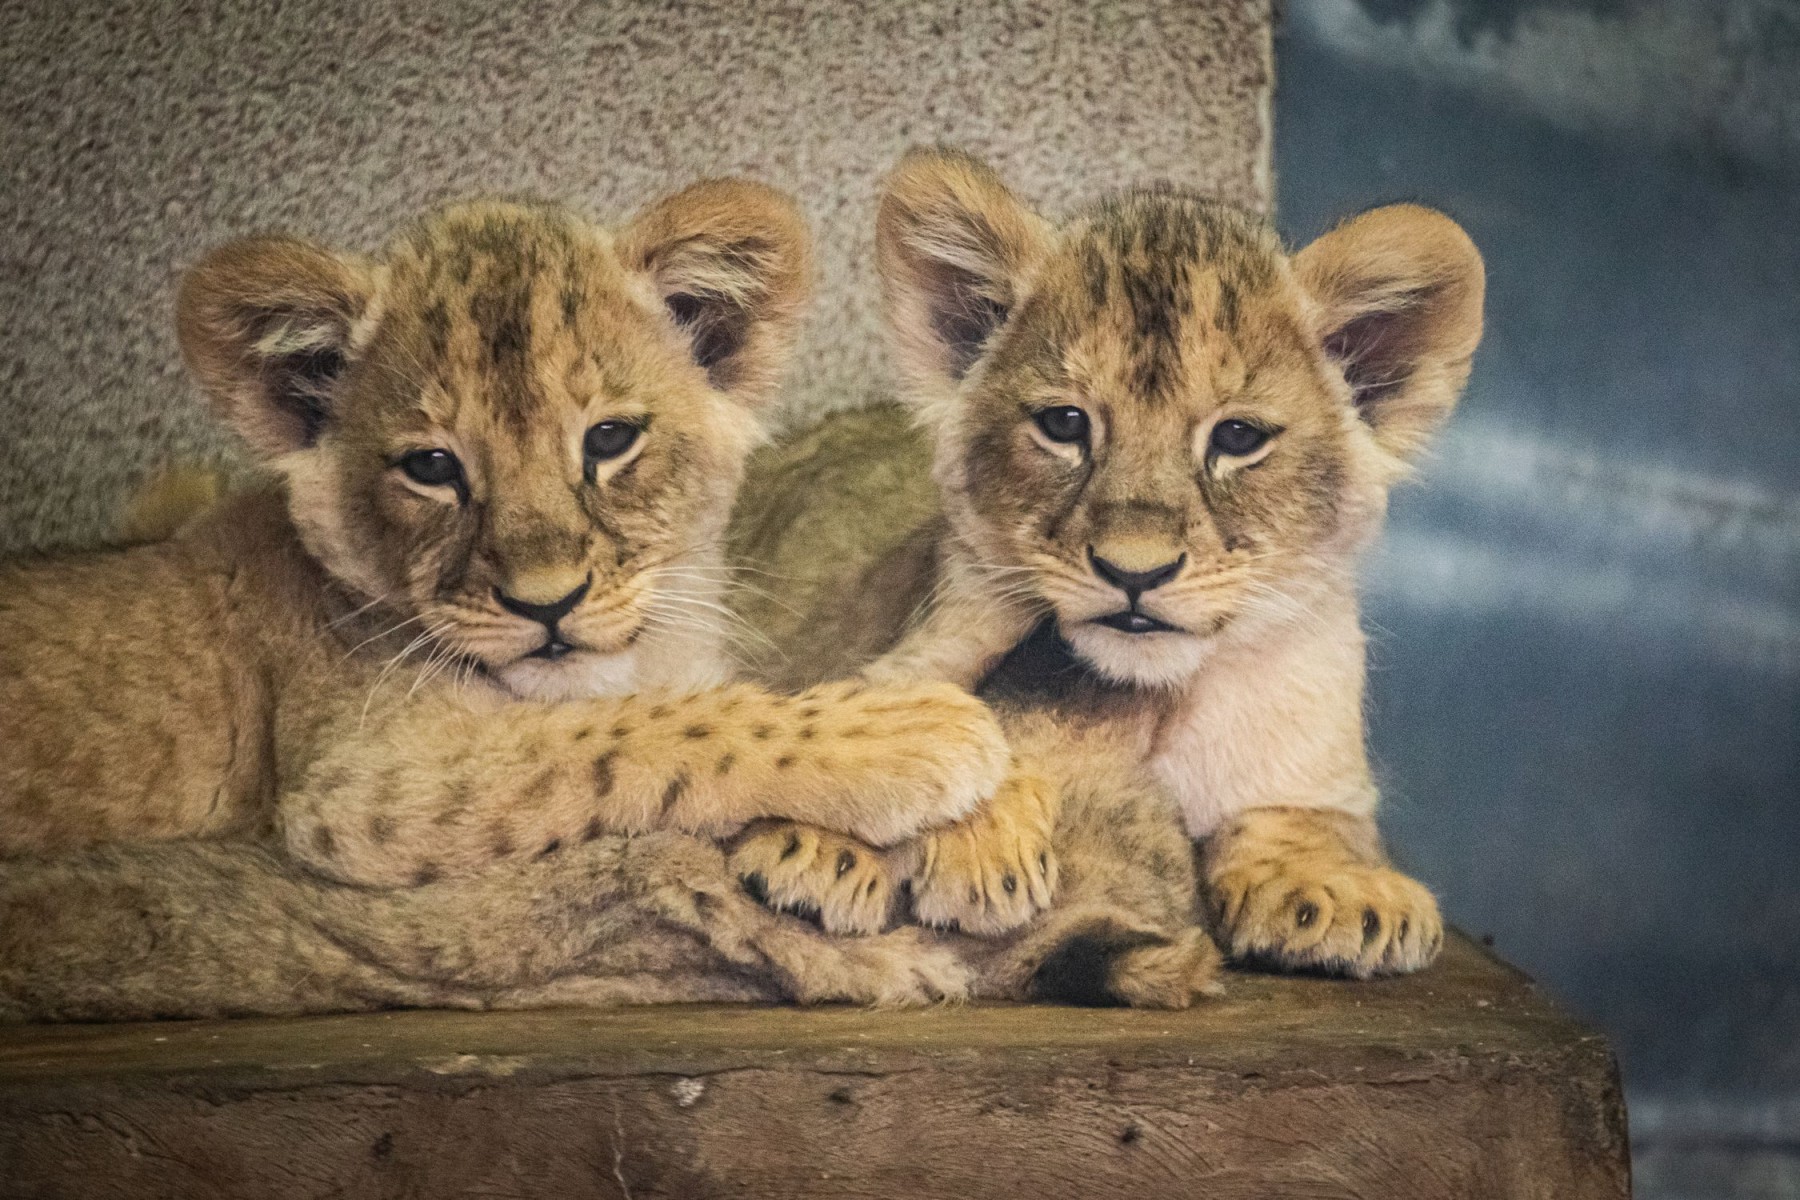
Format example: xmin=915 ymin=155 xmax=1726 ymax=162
xmin=820 ymin=681 xmax=1012 ymax=844
xmin=908 ymin=771 xmax=1059 ymax=937
xmin=729 ymin=822 xmax=898 ymax=935
xmin=1208 ymin=859 xmax=1443 ymax=978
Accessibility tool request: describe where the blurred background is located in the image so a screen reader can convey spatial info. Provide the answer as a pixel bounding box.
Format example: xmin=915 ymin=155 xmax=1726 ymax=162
xmin=1 ymin=1 xmax=1795 ymax=1195
xmin=1279 ymin=3 xmax=1800 ymax=1197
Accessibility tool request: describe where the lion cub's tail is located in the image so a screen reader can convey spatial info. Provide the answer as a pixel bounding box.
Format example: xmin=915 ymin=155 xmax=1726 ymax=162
xmin=116 ymin=465 xmax=229 ymax=545
xmin=1028 ymin=921 xmax=1223 ymax=1009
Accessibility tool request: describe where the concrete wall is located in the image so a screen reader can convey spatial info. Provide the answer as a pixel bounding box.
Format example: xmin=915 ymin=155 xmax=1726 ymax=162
xmin=0 ymin=0 xmax=1271 ymax=554
xmin=1274 ymin=3 xmax=1800 ymax=1196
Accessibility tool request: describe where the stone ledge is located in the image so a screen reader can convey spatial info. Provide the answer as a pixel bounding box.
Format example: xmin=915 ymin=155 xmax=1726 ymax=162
xmin=0 ymin=933 xmax=1627 ymax=1199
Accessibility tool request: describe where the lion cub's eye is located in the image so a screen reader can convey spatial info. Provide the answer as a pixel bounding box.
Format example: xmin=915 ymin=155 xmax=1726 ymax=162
xmin=398 ymin=448 xmax=464 ymax=489
xmin=583 ymin=420 xmax=642 ymax=470
xmin=1209 ymin=419 xmax=1273 ymax=458
xmin=1033 ymin=405 xmax=1091 ymax=445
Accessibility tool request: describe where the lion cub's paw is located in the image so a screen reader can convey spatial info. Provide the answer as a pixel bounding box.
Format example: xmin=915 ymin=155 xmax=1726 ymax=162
xmin=908 ymin=770 xmax=1059 ymax=937
xmin=1209 ymin=859 xmax=1444 ymax=979
xmin=730 ymin=822 xmax=898 ymax=935
xmin=773 ymin=925 xmax=972 ymax=1007
xmin=816 ymin=681 xmax=1012 ymax=845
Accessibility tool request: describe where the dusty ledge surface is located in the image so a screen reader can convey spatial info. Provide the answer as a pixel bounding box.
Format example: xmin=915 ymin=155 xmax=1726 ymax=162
xmin=0 ymin=933 xmax=1628 ymax=1199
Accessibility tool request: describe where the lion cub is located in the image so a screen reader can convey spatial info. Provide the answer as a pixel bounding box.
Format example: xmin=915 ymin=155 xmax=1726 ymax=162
xmin=0 ymin=183 xmax=1010 ymax=887
xmin=732 ymin=149 xmax=1484 ymax=980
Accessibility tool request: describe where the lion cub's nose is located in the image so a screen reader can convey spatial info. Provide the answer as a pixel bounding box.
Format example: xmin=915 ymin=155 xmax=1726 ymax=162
xmin=1087 ymin=547 xmax=1185 ymax=600
xmin=495 ymin=573 xmax=592 ymax=628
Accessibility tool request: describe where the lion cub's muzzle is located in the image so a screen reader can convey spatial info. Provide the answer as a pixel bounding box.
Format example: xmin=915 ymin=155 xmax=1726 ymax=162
xmin=1087 ymin=547 xmax=1186 ymax=635
xmin=494 ymin=574 xmax=592 ymax=661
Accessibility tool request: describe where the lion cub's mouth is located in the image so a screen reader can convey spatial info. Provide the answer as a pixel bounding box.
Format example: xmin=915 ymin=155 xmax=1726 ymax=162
xmin=1093 ymin=610 xmax=1183 ymax=636
xmin=514 ymin=621 xmax=642 ymax=666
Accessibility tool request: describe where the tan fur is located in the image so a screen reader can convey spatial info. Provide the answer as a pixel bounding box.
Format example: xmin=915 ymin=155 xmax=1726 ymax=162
xmin=0 ymin=184 xmax=1023 ymax=1017
xmin=731 ymin=712 xmax=1221 ymax=1008
xmin=0 ymin=834 xmax=974 ymax=1020
xmin=1201 ymin=807 xmax=1443 ymax=975
xmin=733 ymin=757 xmax=1060 ymax=939
xmin=730 ymin=149 xmax=1484 ymax=980
xmin=115 ymin=464 xmax=228 ymax=545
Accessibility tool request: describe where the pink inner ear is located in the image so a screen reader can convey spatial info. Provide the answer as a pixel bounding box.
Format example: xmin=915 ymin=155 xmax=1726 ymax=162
xmin=927 ymin=265 xmax=1010 ymax=379
xmin=662 ymin=289 xmax=750 ymax=386
xmin=265 ymin=343 xmax=345 ymax=446
xmin=1324 ymin=303 xmax=1417 ymax=411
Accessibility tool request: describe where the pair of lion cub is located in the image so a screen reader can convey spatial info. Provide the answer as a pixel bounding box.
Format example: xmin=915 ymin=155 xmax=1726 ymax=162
xmin=0 ymin=149 xmax=1482 ymax=1019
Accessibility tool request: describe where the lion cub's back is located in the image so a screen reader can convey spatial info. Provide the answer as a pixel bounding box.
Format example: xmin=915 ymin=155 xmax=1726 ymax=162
xmin=728 ymin=403 xmax=943 ymax=687
xmin=0 ymin=538 xmax=249 ymax=848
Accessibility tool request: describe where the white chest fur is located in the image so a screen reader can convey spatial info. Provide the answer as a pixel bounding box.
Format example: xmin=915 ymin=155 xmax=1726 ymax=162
xmin=1150 ymin=598 xmax=1378 ymax=839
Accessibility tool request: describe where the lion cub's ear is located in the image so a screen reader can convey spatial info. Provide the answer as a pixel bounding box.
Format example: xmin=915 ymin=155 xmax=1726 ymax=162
xmin=177 ymin=237 xmax=375 ymax=459
xmin=1293 ymin=205 xmax=1485 ymax=463
xmin=617 ymin=179 xmax=812 ymax=408
xmin=876 ymin=148 xmax=1054 ymax=407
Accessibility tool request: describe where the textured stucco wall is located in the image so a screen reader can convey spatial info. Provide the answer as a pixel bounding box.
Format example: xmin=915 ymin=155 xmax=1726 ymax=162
xmin=0 ymin=0 xmax=1271 ymax=554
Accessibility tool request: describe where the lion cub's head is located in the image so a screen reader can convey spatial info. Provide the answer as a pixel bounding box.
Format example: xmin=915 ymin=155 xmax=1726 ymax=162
xmin=179 ymin=183 xmax=809 ymax=699
xmin=877 ymin=150 xmax=1484 ymax=688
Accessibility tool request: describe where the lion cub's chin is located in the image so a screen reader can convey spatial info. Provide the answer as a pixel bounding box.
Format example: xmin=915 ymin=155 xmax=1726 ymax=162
xmin=1063 ymin=622 xmax=1213 ymax=690
xmin=493 ymin=646 xmax=643 ymax=702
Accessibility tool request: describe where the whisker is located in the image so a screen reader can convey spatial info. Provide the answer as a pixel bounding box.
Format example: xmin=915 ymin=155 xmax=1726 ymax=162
xmin=646 ymin=593 xmax=784 ymax=658
xmin=326 ymin=590 xmax=395 ymax=630
xmin=340 ymin=612 xmax=426 ymax=660
xmin=359 ymin=622 xmax=450 ymax=726
xmin=638 ymin=610 xmax=761 ymax=674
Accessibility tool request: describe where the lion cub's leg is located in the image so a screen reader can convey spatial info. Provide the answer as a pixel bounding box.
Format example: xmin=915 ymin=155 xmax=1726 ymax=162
xmin=903 ymin=765 xmax=1060 ymax=934
xmin=859 ymin=549 xmax=1044 ymax=692
xmin=0 ymin=831 xmax=972 ymax=1020
xmin=1202 ymin=807 xmax=1444 ymax=978
xmin=987 ymin=742 xmax=1221 ymax=1009
xmin=283 ymin=679 xmax=1008 ymax=887
xmin=728 ymin=766 xmax=1060 ymax=937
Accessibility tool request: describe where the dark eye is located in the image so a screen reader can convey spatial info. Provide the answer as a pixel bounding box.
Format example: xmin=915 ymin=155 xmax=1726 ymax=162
xmin=584 ymin=420 xmax=642 ymax=467
xmin=1033 ymin=405 xmax=1090 ymax=445
xmin=398 ymin=448 xmax=463 ymax=488
xmin=1209 ymin=419 xmax=1272 ymax=458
